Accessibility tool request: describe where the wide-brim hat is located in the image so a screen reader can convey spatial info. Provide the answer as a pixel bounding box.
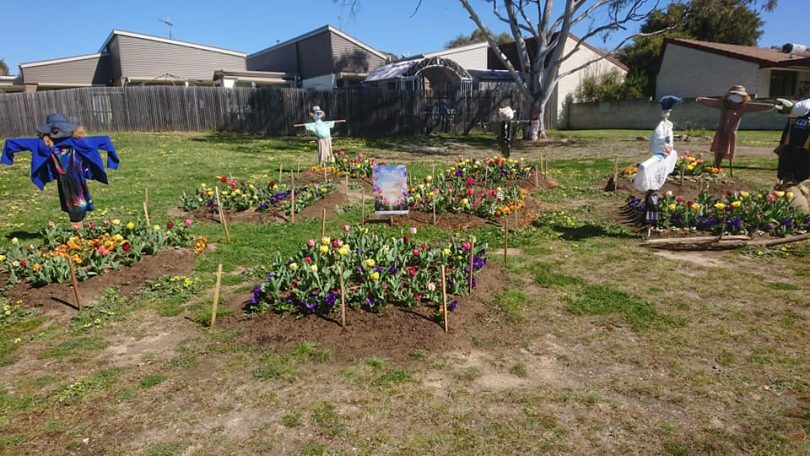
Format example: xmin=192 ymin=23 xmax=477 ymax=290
xmin=659 ymin=95 xmax=683 ymax=111
xmin=36 ymin=113 xmax=77 ymax=139
xmin=727 ymin=85 xmax=750 ymax=97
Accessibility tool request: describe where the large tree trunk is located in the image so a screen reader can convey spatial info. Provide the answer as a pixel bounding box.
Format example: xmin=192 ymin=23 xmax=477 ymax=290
xmin=523 ymin=95 xmax=547 ymax=140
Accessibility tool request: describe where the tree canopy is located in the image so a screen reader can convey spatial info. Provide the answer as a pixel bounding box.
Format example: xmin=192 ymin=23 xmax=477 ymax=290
xmin=619 ymin=0 xmax=777 ymax=96
xmin=445 ymin=29 xmax=511 ymax=49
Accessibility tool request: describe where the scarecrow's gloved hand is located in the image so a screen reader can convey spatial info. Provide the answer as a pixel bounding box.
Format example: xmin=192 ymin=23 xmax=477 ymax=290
xmin=774 ymin=98 xmax=795 ymax=114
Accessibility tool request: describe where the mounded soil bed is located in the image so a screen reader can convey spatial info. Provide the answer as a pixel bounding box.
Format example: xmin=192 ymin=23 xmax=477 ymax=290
xmin=607 ymin=175 xmax=745 ymax=200
xmin=2 ymin=248 xmax=196 ymax=317
xmin=179 ymin=189 xmax=353 ymax=225
xmin=219 ymin=263 xmax=511 ymax=362
xmin=389 ymin=196 xmax=549 ymax=230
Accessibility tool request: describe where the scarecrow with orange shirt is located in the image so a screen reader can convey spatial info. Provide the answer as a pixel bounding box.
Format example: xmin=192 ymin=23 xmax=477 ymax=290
xmin=696 ymin=85 xmax=774 ymax=174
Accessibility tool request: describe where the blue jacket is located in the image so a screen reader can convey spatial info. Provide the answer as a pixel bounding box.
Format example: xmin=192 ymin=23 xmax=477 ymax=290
xmin=1 ymin=136 xmax=119 ymax=190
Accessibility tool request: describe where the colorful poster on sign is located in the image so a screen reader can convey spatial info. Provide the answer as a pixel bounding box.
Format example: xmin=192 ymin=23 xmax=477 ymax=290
xmin=372 ymin=165 xmax=409 ymax=215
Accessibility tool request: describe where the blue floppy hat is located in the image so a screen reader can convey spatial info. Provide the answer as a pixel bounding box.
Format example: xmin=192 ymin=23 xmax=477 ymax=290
xmin=659 ymin=96 xmax=683 ymax=111
xmin=36 ymin=113 xmax=78 ymax=138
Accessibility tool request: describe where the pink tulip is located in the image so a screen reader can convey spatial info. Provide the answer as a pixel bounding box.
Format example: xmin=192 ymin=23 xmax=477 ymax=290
xmin=307 ymin=239 xmax=316 ymax=247
xmin=343 ymin=224 xmax=351 ymax=232
xmin=184 ymin=219 xmax=193 ymax=227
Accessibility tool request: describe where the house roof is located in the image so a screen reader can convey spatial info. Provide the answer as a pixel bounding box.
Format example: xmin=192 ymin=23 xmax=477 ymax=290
xmin=567 ymin=33 xmax=629 ymax=72
xmin=248 ymin=25 xmax=386 ymax=60
xmin=20 ymin=53 xmax=104 ymax=68
xmin=99 ymin=30 xmax=246 ymax=57
xmin=664 ymin=38 xmax=810 ymax=67
xmin=364 ymin=60 xmax=418 ymax=82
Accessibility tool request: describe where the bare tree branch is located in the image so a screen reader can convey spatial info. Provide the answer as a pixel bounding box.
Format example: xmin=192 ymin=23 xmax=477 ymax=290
xmin=409 ymin=0 xmax=423 ymax=17
xmin=459 ymin=0 xmax=532 ymax=99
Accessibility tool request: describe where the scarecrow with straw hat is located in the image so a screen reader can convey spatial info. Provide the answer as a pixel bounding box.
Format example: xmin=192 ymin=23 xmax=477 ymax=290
xmin=294 ymin=106 xmax=346 ymax=165
xmin=1 ymin=113 xmax=119 ymax=224
xmin=696 ymin=85 xmax=774 ymax=175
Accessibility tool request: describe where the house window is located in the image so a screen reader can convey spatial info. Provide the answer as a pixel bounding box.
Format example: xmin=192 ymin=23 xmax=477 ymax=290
xmin=770 ymin=70 xmax=797 ymax=97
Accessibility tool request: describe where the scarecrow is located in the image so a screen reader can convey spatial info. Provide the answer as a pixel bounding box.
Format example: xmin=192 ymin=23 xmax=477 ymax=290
xmin=496 ymin=106 xmax=516 ymax=157
xmin=634 ymin=96 xmax=682 ymax=234
xmin=1 ymin=113 xmax=119 ymax=223
xmin=696 ymin=85 xmax=774 ymax=174
xmin=772 ymin=97 xmax=810 ymax=213
xmin=294 ymin=106 xmax=346 ymax=165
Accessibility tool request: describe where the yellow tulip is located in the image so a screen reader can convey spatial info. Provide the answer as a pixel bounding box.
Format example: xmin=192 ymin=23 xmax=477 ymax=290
xmin=786 ymin=191 xmax=794 ymax=199
xmin=739 ymin=191 xmax=749 ymax=199
xmin=774 ymin=191 xmax=785 ymax=198
xmin=364 ymin=259 xmax=375 ymax=267
xmin=112 ymin=219 xmax=121 ymax=225
xmin=126 ymin=222 xmax=135 ymax=230
xmin=319 ymin=245 xmax=329 ymax=253
xmin=731 ymin=201 xmax=741 ymax=208
xmin=667 ymin=203 xmax=677 ymax=211
xmin=370 ymin=272 xmax=380 ymax=281
xmin=714 ymin=203 xmax=725 ymax=210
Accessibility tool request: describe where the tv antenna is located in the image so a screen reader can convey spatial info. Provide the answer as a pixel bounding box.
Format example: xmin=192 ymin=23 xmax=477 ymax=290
xmin=158 ymin=17 xmax=174 ymax=39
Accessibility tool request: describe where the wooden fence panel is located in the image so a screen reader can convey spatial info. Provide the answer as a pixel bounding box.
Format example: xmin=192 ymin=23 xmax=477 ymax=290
xmin=0 ymin=86 xmax=528 ymax=138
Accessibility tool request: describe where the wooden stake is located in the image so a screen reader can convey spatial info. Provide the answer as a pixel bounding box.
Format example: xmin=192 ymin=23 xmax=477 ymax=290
xmin=440 ymin=265 xmax=448 ymax=333
xmin=214 ymin=187 xmax=231 ymax=243
xmin=291 ymin=175 xmax=296 ymax=223
xmin=338 ymin=264 xmax=347 ymax=328
xmin=323 ymin=167 xmax=328 ymax=183
xmin=468 ymin=236 xmax=476 ymax=292
xmin=540 ymin=151 xmax=545 ymax=177
xmin=432 ymin=197 xmax=437 ymax=225
xmin=321 ymin=208 xmax=326 ymax=238
xmin=66 ymin=256 xmax=82 ymax=310
xmin=279 ymin=164 xmax=283 ymax=185
xmin=361 ymin=190 xmax=366 ymax=223
xmin=210 ymin=263 xmax=223 ymax=328
xmin=142 ymin=201 xmax=150 ymax=226
xmin=503 ymin=222 xmax=509 ymax=264
xmin=612 ymin=156 xmax=619 ymax=188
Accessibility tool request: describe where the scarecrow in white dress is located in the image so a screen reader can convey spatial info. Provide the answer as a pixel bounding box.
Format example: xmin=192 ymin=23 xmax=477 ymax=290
xmin=496 ymin=106 xmax=516 ymax=158
xmin=634 ymin=96 xmax=682 ymax=230
xmin=294 ymin=106 xmax=346 ymax=164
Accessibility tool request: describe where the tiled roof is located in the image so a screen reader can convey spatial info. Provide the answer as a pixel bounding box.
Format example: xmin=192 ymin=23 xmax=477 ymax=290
xmin=666 ymin=38 xmax=810 ymax=67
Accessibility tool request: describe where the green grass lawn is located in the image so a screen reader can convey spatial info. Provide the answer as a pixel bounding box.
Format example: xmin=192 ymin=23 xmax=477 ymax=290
xmin=0 ymin=131 xmax=807 ymax=455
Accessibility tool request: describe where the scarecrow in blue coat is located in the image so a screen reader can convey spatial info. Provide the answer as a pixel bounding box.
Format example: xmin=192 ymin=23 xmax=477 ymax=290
xmin=294 ymin=106 xmax=346 ymax=164
xmin=1 ymin=113 xmax=119 ymax=223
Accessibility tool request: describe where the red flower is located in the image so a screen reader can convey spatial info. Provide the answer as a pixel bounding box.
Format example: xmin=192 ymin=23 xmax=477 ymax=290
xmin=331 ymin=239 xmax=340 ymax=248
xmin=403 ymin=235 xmax=410 ymax=244
xmin=466 ymin=188 xmax=474 ymax=196
xmin=220 ymin=176 xmax=228 ymax=183
xmin=725 ymin=190 xmax=732 ymax=197
xmin=412 ymin=249 xmax=421 ymax=256
xmin=687 ymin=200 xmax=695 ymax=207
xmin=228 ymin=181 xmax=237 ymax=189
xmin=407 ymin=266 xmax=417 ymax=277
xmin=166 ymin=221 xmax=175 ymax=229
xmin=304 ymin=256 xmax=312 ymax=264
xmin=420 ymin=243 xmax=429 ymax=250
xmin=466 ymin=177 xmax=475 ymax=186
xmin=122 ymin=242 xmax=131 ymax=252
xmin=20 ymin=259 xmax=27 ymax=267
xmin=414 ymin=294 xmax=422 ymax=302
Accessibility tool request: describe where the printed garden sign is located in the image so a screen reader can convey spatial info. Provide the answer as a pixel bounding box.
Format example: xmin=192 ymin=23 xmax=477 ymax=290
xmin=373 ymin=165 xmax=409 ymax=215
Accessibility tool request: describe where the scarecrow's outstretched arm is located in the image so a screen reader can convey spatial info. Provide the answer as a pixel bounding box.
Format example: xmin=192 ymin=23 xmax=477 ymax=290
xmin=293 ymin=120 xmax=347 ymax=127
xmin=695 ymin=97 xmax=721 ymax=108
xmin=83 ymin=136 xmax=120 ymax=170
xmin=1 ymin=138 xmax=41 ymax=166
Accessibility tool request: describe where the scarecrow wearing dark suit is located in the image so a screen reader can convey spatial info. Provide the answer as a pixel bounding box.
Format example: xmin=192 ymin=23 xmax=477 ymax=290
xmin=1 ymin=113 xmax=119 ymax=223
xmin=696 ymin=85 xmax=774 ymax=173
xmin=773 ymin=98 xmax=810 ymax=213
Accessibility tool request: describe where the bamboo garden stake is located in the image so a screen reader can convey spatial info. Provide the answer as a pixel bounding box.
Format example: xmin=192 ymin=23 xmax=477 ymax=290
xmin=214 ymin=187 xmax=231 ymax=243
xmin=210 ymin=264 xmax=223 ymax=328
xmin=468 ymin=236 xmax=476 ymax=291
xmin=321 ymin=209 xmax=327 ymax=238
xmin=278 ymin=164 xmax=283 ymax=185
xmin=291 ymin=175 xmax=296 ymax=223
xmin=143 ymin=187 xmax=150 ymax=226
xmin=338 ymin=265 xmax=347 ymax=328
xmin=66 ymin=256 xmax=82 ymax=310
xmin=440 ymin=265 xmax=448 ymax=333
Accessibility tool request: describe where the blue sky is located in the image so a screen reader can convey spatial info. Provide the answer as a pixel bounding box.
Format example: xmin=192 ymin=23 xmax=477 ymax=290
xmin=1 ymin=0 xmax=805 ymax=73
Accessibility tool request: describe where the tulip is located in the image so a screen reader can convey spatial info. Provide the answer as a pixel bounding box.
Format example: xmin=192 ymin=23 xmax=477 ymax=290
xmin=126 ymin=222 xmax=135 ymax=230
xmin=307 ymin=239 xmax=316 ymax=248
xmin=167 ymin=221 xmax=175 ymax=229
xmin=774 ymin=191 xmax=785 ymax=198
xmin=304 ymin=256 xmax=312 ymax=264
xmin=319 ymin=245 xmax=329 ymax=253
xmin=184 ymin=219 xmax=193 ymax=227
xmin=153 ymin=225 xmax=161 ymax=231
xmin=364 ymin=259 xmax=376 ymax=268
xmin=343 ymin=224 xmax=351 ymax=232
xmin=667 ymin=203 xmax=676 ymax=211
xmin=786 ymin=191 xmax=794 ymax=199
xmin=321 ymin=237 xmax=331 ymax=246
xmin=410 ymin=226 xmax=417 ymax=234
xmin=11 ymin=238 xmax=18 ymax=245
xmin=370 ymin=272 xmax=380 ymax=281
xmin=310 ymin=264 xmax=318 ymax=273
xmin=462 ymin=242 xmax=472 ymax=251
xmin=412 ymin=249 xmax=421 ymax=256
xmin=714 ymin=203 xmax=725 ymax=210
xmin=731 ymin=201 xmax=741 ymax=208
xmin=288 ymin=262 xmax=298 ymax=270
xmin=739 ymin=191 xmax=749 ymax=199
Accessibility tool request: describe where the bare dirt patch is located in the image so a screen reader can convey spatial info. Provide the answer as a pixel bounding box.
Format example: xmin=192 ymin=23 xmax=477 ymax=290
xmin=220 ymin=264 xmax=511 ymax=362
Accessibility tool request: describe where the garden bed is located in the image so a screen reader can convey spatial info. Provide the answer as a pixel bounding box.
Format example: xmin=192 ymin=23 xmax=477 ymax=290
xmin=2 ymin=248 xmax=196 ymax=316
xmin=221 ymin=262 xmax=508 ymax=361
xmin=391 ymin=195 xmax=546 ymax=230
